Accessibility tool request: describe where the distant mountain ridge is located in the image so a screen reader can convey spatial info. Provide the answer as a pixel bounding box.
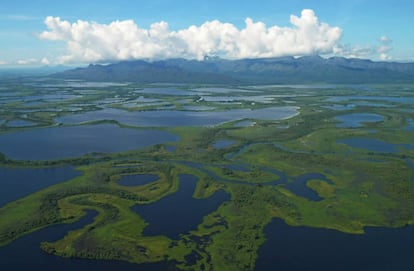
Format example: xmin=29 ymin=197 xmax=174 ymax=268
xmin=53 ymin=56 xmax=414 ymax=84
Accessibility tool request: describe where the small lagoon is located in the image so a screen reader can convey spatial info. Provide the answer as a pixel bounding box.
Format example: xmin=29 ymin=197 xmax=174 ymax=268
xmin=132 ymin=174 xmax=230 ymax=239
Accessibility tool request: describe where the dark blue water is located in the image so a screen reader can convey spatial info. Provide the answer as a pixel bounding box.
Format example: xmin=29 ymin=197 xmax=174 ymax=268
xmin=0 ymin=210 xmax=169 ymax=271
xmin=56 ymin=107 xmax=299 ymax=127
xmin=256 ymin=219 xmax=414 ymax=271
xmin=118 ymin=174 xmax=159 ymax=186
xmin=6 ymin=119 xmax=37 ymax=127
xmin=132 ymin=174 xmax=230 ymax=239
xmin=263 ymin=167 xmax=332 ymax=201
xmin=284 ymin=173 xmax=333 ymax=201
xmin=0 ymin=166 xmax=81 ymax=207
xmin=336 ymin=113 xmax=384 ymax=128
xmin=338 ymin=138 xmax=414 ymax=153
xmin=0 ymin=124 xmax=179 ymax=160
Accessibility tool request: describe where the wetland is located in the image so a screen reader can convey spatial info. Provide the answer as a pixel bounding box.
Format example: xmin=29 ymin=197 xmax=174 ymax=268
xmin=0 ymin=80 xmax=413 ymax=271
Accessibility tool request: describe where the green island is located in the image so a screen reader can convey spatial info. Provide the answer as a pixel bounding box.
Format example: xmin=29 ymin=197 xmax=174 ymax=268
xmin=0 ymin=79 xmax=413 ymax=271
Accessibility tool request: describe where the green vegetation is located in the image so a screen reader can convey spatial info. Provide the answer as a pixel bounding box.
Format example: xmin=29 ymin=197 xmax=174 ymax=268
xmin=0 ymin=80 xmax=414 ymax=270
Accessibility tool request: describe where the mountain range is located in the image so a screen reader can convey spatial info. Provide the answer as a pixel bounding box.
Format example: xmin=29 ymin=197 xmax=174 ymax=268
xmin=53 ymin=56 xmax=414 ymax=84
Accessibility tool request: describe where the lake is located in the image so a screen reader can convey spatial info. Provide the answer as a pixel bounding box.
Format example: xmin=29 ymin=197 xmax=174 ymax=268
xmin=132 ymin=174 xmax=230 ymax=239
xmin=192 ymin=87 xmax=254 ymax=93
xmin=336 ymin=113 xmax=384 ymax=128
xmin=199 ymin=95 xmax=279 ymax=103
xmin=182 ymin=105 xmax=216 ymax=111
xmin=57 ymin=107 xmax=299 ymax=127
xmin=0 ymin=166 xmax=81 ymax=207
xmin=256 ymin=218 xmax=414 ymax=271
xmin=139 ymin=87 xmax=201 ymax=96
xmin=327 ymin=95 xmax=414 ymax=105
xmin=338 ymin=137 xmax=414 ymax=153
xmin=0 ymin=124 xmax=179 ymax=160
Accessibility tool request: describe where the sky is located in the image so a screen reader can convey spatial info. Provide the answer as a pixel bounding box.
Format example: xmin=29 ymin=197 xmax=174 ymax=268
xmin=0 ymin=0 xmax=413 ymax=67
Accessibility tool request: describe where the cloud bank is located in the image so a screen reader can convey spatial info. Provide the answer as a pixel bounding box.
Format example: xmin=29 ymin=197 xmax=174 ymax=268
xmin=38 ymin=9 xmax=343 ymax=63
xmin=333 ymin=35 xmax=394 ymax=60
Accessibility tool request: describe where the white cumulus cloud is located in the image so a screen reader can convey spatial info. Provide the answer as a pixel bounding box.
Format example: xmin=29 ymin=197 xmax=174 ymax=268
xmin=41 ymin=57 xmax=50 ymax=65
xmin=38 ymin=9 xmax=342 ymax=63
xmin=377 ymin=35 xmax=393 ymax=60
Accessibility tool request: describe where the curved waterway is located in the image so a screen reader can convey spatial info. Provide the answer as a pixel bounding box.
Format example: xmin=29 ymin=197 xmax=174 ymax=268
xmin=132 ymin=174 xmax=230 ymax=239
xmin=256 ymin=219 xmax=414 ymax=271
xmin=0 ymin=124 xmax=179 ymax=160
xmin=0 ymin=166 xmax=81 ymax=207
xmin=0 ymin=210 xmax=169 ymax=271
xmin=181 ymin=161 xmax=332 ymax=201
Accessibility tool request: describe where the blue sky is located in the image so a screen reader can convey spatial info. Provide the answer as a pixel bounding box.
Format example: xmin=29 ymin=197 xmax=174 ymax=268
xmin=1 ymin=0 xmax=413 ymax=66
